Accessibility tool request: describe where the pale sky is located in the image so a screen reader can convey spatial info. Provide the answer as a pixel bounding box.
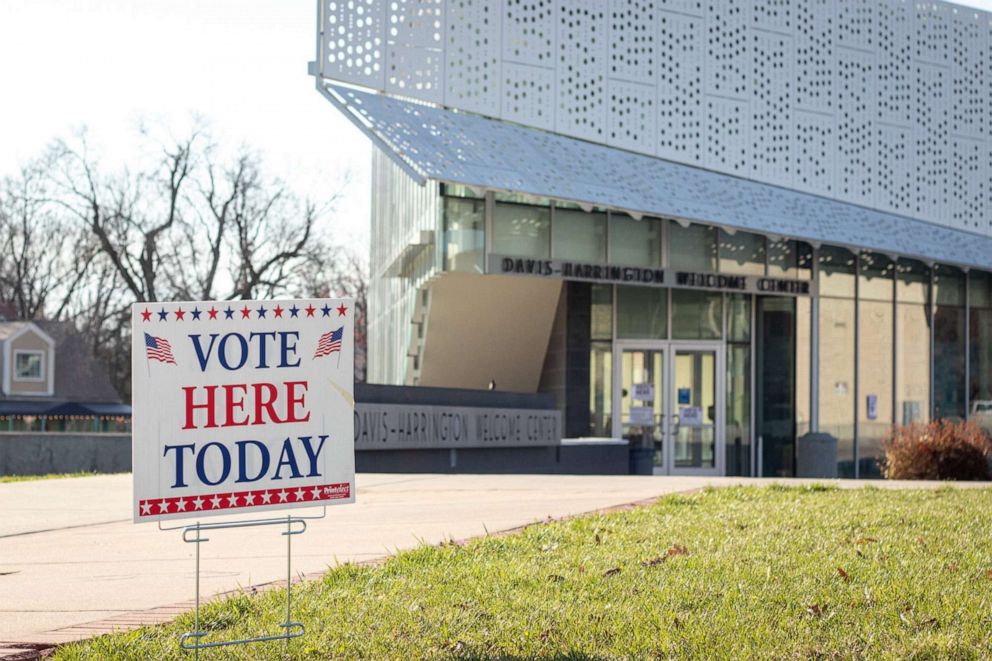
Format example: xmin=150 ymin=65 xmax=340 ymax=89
xmin=0 ymin=0 xmax=371 ymax=247
xmin=2 ymin=0 xmax=992 ymax=251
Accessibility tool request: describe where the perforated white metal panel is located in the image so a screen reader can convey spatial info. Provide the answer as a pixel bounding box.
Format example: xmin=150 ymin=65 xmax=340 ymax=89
xmin=319 ymin=0 xmax=992 ymax=237
xmin=444 ymin=0 xmax=500 ymax=115
xmin=555 ymin=1 xmax=607 ymax=142
xmin=324 ymin=83 xmax=992 ymax=269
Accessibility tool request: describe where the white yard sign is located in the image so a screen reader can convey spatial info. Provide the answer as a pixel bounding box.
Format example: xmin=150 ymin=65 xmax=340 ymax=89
xmin=131 ymin=299 xmax=355 ymax=522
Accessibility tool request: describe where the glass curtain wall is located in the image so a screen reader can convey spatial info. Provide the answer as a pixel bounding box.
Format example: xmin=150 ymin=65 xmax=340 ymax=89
xmin=934 ymin=266 xmax=967 ymax=420
xmin=610 ymin=214 xmax=662 ymax=266
xmin=971 ymin=272 xmax=992 ymax=421
xmin=492 ymin=198 xmax=550 ymax=258
xmin=443 ymin=195 xmax=485 ymax=272
xmin=726 ymin=294 xmax=751 ymax=476
xmin=553 ymin=207 xmax=607 ymax=262
xmin=818 ymin=246 xmax=857 ymax=477
xmin=589 ymin=284 xmax=613 ymax=437
xmin=857 ymin=253 xmax=895 ymax=477
xmin=896 ymin=259 xmax=930 ymax=425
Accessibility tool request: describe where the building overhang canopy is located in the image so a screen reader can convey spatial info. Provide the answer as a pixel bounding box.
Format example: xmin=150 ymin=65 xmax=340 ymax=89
xmin=320 ymin=82 xmax=992 ymax=271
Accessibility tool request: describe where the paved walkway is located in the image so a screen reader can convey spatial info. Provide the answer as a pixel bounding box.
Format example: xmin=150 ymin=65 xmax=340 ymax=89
xmin=1 ymin=473 xmax=988 ymax=649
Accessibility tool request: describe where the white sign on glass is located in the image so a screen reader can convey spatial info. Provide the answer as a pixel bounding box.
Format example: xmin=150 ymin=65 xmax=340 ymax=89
xmin=131 ymin=299 xmax=355 ymax=522
xmin=631 ymin=383 xmax=655 ymax=401
xmin=629 ymin=406 xmax=655 ymax=426
xmin=679 ymin=406 xmax=704 ymax=427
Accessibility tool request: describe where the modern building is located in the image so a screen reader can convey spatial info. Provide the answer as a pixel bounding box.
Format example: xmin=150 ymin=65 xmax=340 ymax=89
xmin=314 ymin=0 xmax=992 ymax=477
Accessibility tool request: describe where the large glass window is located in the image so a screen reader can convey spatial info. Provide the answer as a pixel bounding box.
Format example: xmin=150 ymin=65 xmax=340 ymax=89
xmin=668 ymin=222 xmax=717 ymax=272
xmin=896 ymin=259 xmax=930 ymax=425
xmin=726 ymin=294 xmax=751 ymax=476
xmin=14 ymin=352 xmax=43 ymax=380
xmin=492 ymin=202 xmax=550 ymax=258
xmin=590 ymin=284 xmax=613 ymax=340
xmin=718 ymin=230 xmax=766 ymax=276
xmin=616 ymin=286 xmax=667 ymax=339
xmin=969 ymin=271 xmax=992 ymax=419
xmin=818 ymin=246 xmax=856 ymax=477
xmin=857 ymin=253 xmax=894 ymax=477
xmin=589 ymin=341 xmax=613 ymax=437
xmin=552 ymin=207 xmax=607 ymax=262
xmin=818 ymin=246 xmax=857 ymax=297
xmin=934 ymin=265 xmax=966 ymax=420
xmin=671 ymin=290 xmax=722 ymax=340
xmin=609 ymin=214 xmax=662 ymax=267
xmin=443 ymin=196 xmax=485 ymax=273
xmin=768 ymin=239 xmax=813 ymax=280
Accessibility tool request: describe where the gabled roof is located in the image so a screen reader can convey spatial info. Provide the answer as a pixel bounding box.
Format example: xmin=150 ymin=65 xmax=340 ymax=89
xmin=321 ymin=83 xmax=992 ymax=271
xmin=0 ymin=320 xmax=123 ymax=404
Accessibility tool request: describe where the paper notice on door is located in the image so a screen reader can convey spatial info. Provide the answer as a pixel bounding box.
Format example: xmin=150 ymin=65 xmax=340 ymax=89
xmin=629 ymin=406 xmax=655 ymax=426
xmin=679 ymin=406 xmax=703 ymax=426
xmin=631 ymin=383 xmax=654 ymax=401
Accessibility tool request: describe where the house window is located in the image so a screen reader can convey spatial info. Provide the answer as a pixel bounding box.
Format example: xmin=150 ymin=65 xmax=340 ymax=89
xmin=14 ymin=351 xmax=44 ymax=381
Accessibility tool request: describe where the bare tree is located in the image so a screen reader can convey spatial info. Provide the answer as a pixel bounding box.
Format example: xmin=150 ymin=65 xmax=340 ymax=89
xmin=0 ymin=161 xmax=95 ymax=319
xmin=1 ymin=124 xmax=359 ymax=396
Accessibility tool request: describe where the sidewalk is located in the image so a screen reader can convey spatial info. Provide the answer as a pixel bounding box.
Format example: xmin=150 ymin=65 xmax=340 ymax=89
xmin=2 ymin=473 xmax=987 ymax=648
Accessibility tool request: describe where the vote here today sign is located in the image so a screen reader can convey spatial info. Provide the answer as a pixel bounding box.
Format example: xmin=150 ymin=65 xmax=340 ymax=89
xmin=131 ymin=299 xmax=355 ymax=522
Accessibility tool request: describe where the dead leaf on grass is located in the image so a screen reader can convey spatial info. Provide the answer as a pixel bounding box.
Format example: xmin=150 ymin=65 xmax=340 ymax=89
xmin=855 ymin=537 xmax=878 ymax=545
xmin=641 ymin=556 xmax=666 ymax=567
xmin=837 ymin=567 xmax=849 ymax=582
xmin=806 ymin=603 xmax=829 ymax=618
xmin=595 ymin=533 xmax=601 ymax=545
xmin=603 ymin=567 xmax=622 ymax=577
xmin=667 ymin=544 xmax=689 ymax=557
xmin=548 ymin=574 xmax=565 ymax=583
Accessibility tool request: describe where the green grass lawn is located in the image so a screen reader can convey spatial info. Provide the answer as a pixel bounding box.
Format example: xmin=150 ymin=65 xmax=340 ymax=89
xmin=55 ymin=485 xmax=992 ymax=659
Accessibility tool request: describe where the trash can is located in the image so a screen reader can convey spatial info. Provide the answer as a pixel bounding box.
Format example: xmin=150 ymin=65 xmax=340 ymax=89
xmin=629 ymin=446 xmax=655 ymax=475
xmin=796 ymin=432 xmax=838 ymax=478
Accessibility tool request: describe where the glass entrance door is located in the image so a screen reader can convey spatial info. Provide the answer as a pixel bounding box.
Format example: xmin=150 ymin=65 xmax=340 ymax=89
xmin=671 ymin=347 xmax=720 ymax=474
xmin=614 ymin=342 xmax=724 ymax=475
xmin=616 ymin=348 xmax=665 ymax=468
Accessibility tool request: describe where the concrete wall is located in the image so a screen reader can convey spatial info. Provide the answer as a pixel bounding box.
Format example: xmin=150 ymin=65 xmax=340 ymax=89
xmin=355 ymin=442 xmax=628 ymax=475
xmin=0 ymin=433 xmax=130 ymax=476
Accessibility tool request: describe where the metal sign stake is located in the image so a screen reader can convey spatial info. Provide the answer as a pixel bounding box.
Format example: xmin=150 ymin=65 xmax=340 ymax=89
xmin=177 ymin=515 xmax=312 ymax=656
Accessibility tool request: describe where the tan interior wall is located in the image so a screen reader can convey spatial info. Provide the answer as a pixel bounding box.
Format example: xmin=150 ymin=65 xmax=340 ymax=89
xmin=417 ymin=273 xmax=563 ymax=392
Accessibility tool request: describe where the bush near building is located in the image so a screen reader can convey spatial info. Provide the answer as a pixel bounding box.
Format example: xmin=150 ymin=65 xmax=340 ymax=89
xmin=882 ymin=420 xmax=992 ymax=481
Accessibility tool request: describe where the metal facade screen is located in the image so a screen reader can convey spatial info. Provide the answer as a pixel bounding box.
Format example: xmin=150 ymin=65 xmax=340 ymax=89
xmin=318 ymin=0 xmax=992 ymax=238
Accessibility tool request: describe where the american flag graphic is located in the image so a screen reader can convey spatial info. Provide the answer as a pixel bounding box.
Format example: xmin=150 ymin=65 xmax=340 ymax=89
xmin=313 ymin=327 xmax=344 ymax=359
xmin=144 ymin=333 xmax=176 ymax=365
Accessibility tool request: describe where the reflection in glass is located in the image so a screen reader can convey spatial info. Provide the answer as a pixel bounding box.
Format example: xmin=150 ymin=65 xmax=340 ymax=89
xmin=590 ymin=284 xmax=613 ymax=341
xmin=934 ymin=265 xmax=966 ymax=419
xmin=443 ymin=197 xmax=485 ymax=273
xmin=673 ymin=350 xmax=716 ymax=469
xmin=671 ymin=289 xmax=722 ymax=339
xmin=616 ymin=286 xmax=667 ymax=339
xmin=589 ymin=342 xmax=612 ymax=437
xmin=609 ymin=214 xmax=662 ymax=267
xmin=726 ymin=344 xmax=751 ymax=476
xmin=818 ymin=246 xmax=857 ymax=297
xmin=552 ymin=207 xmax=607 ymax=262
xmin=796 ymin=296 xmax=811 ymax=438
xmin=492 ymin=202 xmax=550 ymax=258
xmin=619 ymin=349 xmax=665 ymax=465
xmin=858 ymin=300 xmax=892 ymax=477
xmin=819 ymin=296 xmax=855 ymax=477
xmin=896 ymin=259 xmax=930 ymax=425
xmin=718 ymin=230 xmax=766 ymax=275
xmin=727 ymin=294 xmax=751 ymax=342
xmin=970 ymin=271 xmax=992 ymax=416
xmin=768 ymin=239 xmax=813 ymax=280
xmin=669 ymin=222 xmax=717 ymax=272
xmin=859 ymin=253 xmax=895 ymax=301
